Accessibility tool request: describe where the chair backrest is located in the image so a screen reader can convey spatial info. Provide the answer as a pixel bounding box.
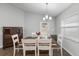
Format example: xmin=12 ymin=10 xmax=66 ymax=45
xmin=11 ymin=34 xmax=19 ymax=47
xmin=22 ymin=39 xmax=36 ymax=44
xmin=38 ymin=39 xmax=52 ymax=51
xmin=38 ymin=39 xmax=51 ymax=44
xmin=57 ymin=34 xmax=63 ymax=46
xmin=38 ymin=39 xmax=52 ymax=47
xmin=22 ymin=39 xmax=36 ymax=50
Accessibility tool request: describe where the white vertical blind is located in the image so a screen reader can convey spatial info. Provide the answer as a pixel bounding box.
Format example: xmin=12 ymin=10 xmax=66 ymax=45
xmin=61 ymin=14 xmax=79 ymax=42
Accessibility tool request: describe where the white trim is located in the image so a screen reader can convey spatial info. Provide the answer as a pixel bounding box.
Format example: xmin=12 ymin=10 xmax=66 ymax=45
xmin=58 ymin=41 xmax=74 ymax=56
xmin=0 ymin=45 xmax=3 ymax=48
xmin=62 ymin=46 xmax=74 ymax=56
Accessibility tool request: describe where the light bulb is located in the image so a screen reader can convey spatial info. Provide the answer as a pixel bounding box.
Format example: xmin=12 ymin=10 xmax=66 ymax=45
xmin=43 ymin=17 xmax=45 ymax=21
xmin=49 ymin=16 xmax=52 ymax=20
xmin=45 ymin=15 xmax=48 ymax=19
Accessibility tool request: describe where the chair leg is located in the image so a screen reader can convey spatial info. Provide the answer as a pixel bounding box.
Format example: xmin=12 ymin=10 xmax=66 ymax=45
xmin=61 ymin=48 xmax=63 ymax=56
xmin=35 ymin=47 xmax=36 ymax=56
xmin=17 ymin=49 xmax=19 ymax=53
xmin=35 ymin=50 xmax=36 ymax=56
xmin=38 ymin=49 xmax=39 ymax=56
xmin=49 ymin=47 xmax=52 ymax=56
xmin=49 ymin=49 xmax=51 ymax=56
xmin=51 ymin=49 xmax=53 ymax=56
xmin=23 ymin=50 xmax=25 ymax=56
xmin=13 ymin=49 xmax=16 ymax=56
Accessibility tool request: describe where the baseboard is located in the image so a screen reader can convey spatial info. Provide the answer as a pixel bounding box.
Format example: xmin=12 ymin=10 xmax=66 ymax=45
xmin=0 ymin=45 xmax=3 ymax=48
xmin=62 ymin=46 xmax=74 ymax=56
xmin=57 ymin=42 xmax=74 ymax=56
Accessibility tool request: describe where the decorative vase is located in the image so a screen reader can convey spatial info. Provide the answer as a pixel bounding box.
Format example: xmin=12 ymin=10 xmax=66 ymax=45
xmin=36 ymin=32 xmax=41 ymax=39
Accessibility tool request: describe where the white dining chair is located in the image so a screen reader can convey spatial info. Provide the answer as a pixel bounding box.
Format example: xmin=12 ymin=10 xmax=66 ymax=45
xmin=22 ymin=39 xmax=36 ymax=56
xmin=11 ymin=34 xmax=23 ymax=56
xmin=38 ymin=39 xmax=52 ymax=56
xmin=52 ymin=35 xmax=63 ymax=56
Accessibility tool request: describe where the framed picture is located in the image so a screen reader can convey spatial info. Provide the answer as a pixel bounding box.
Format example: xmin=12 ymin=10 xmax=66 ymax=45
xmin=40 ymin=22 xmax=48 ymax=39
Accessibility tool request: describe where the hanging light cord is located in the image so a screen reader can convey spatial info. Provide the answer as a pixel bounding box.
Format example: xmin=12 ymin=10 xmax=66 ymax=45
xmin=46 ymin=3 xmax=48 ymax=15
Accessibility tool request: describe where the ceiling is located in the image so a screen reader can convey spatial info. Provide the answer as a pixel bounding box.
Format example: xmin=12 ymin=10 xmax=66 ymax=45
xmin=11 ymin=3 xmax=72 ymax=17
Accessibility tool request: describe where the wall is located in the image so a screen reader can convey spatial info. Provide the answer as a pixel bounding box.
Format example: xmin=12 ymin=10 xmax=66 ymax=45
xmin=0 ymin=4 xmax=24 ymax=48
xmin=24 ymin=12 xmax=56 ymax=37
xmin=0 ymin=3 xmax=56 ymax=48
xmin=56 ymin=3 xmax=79 ymax=56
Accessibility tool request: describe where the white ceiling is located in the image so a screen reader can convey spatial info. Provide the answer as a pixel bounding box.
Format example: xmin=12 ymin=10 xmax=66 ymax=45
xmin=11 ymin=3 xmax=72 ymax=17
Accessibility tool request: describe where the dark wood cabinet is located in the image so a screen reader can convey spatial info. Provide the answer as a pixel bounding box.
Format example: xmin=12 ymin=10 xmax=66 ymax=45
xmin=3 ymin=27 xmax=23 ymax=49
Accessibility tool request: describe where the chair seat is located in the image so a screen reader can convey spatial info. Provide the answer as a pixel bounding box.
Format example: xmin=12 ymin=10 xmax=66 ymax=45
xmin=52 ymin=43 xmax=60 ymax=48
xmin=24 ymin=43 xmax=36 ymax=46
xmin=15 ymin=44 xmax=23 ymax=49
xmin=16 ymin=43 xmax=22 ymax=46
xmin=39 ymin=43 xmax=50 ymax=46
xmin=38 ymin=46 xmax=50 ymax=50
xmin=24 ymin=46 xmax=36 ymax=50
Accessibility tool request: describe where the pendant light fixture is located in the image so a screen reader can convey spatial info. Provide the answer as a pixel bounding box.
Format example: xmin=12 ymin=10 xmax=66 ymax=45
xmin=43 ymin=3 xmax=52 ymax=21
